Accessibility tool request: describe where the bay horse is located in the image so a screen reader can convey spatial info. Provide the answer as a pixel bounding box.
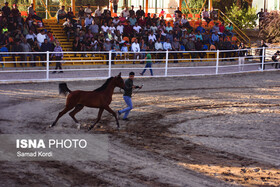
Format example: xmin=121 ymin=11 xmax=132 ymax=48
xmin=50 ymin=73 xmax=125 ymax=131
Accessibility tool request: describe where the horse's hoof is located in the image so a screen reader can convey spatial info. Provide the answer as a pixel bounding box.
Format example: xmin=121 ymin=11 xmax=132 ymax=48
xmin=76 ymin=123 xmax=81 ymax=130
xmin=87 ymin=126 xmax=93 ymax=131
xmin=49 ymin=123 xmax=55 ymax=128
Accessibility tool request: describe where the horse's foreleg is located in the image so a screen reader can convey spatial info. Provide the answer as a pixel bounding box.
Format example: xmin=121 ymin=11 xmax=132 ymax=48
xmin=88 ymin=108 xmax=104 ymax=131
xmin=69 ymin=104 xmax=84 ymax=129
xmin=50 ymin=106 xmax=74 ymax=128
xmin=104 ymin=106 xmax=120 ymax=129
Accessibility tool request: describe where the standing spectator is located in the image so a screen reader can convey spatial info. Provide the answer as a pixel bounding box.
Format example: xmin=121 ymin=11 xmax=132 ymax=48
xmin=0 ymin=44 xmax=8 ymax=68
xmin=57 ymin=6 xmax=67 ymax=24
xmin=140 ymin=53 xmax=153 ymax=76
xmin=136 ymin=5 xmax=144 ymax=19
xmin=37 ymin=29 xmax=46 ymax=46
xmin=124 ymin=21 xmax=133 ymax=37
xmin=20 ymin=38 xmax=32 ymax=66
xmin=111 ymin=0 xmax=119 ymax=13
xmin=258 ymin=40 xmax=268 ymax=70
xmin=28 ymin=3 xmax=44 ymax=25
xmin=131 ymin=39 xmax=140 ymax=64
xmin=174 ymin=7 xmax=182 ymax=18
xmin=84 ymin=4 xmax=92 ymax=15
xmin=257 ymin=8 xmax=264 ymax=30
xmin=94 ymin=6 xmax=102 ymax=17
xmin=121 ymin=7 xmax=129 ymax=18
xmin=11 ymin=4 xmax=20 ymax=20
xmin=2 ymin=2 xmax=11 ymax=18
xmin=202 ymin=8 xmax=211 ymax=25
xmin=51 ymin=40 xmax=64 ymax=73
xmin=129 ymin=5 xmax=135 ymax=17
xmin=238 ymin=42 xmax=246 ymax=71
xmin=78 ymin=6 xmax=85 ymax=20
xmin=271 ymin=51 xmax=280 ymax=69
xmin=41 ymin=38 xmax=53 ymax=66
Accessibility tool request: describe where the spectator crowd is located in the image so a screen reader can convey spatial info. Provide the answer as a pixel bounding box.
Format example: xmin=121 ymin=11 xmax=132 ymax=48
xmin=0 ymin=2 xmax=241 ymax=67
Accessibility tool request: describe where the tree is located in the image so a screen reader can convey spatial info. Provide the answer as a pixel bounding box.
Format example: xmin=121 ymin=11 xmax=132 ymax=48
xmin=225 ymin=4 xmax=257 ymax=29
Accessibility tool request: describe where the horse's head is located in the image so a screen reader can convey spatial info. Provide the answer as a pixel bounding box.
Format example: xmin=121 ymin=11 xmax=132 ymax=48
xmin=114 ymin=72 xmax=125 ymax=89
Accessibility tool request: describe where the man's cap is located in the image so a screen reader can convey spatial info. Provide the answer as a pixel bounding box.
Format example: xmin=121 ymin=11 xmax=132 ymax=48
xmin=129 ymin=72 xmax=135 ymax=76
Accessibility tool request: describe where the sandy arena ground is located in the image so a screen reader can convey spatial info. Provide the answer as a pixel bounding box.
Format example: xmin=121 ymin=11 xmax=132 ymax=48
xmin=0 ymin=71 xmax=280 ymax=186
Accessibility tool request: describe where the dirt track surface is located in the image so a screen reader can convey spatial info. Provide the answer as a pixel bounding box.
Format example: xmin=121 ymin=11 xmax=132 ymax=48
xmin=0 ymin=71 xmax=280 ymax=186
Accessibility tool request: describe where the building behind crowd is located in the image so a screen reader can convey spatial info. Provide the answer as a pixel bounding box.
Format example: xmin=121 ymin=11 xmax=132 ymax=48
xmin=252 ymin=0 xmax=280 ymax=12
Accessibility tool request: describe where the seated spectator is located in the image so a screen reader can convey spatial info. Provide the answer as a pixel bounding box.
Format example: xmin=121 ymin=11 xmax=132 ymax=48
xmin=195 ymin=38 xmax=205 ymax=59
xmin=223 ymin=37 xmax=233 ymax=59
xmin=37 ymin=29 xmax=46 ymax=46
xmin=108 ymin=23 xmax=116 ymax=34
xmin=57 ymin=6 xmax=67 ymax=24
xmin=91 ymin=37 xmax=100 ymax=51
xmin=121 ymin=42 xmax=129 ymax=59
xmin=41 ymin=38 xmax=53 ymax=65
xmin=12 ymin=39 xmax=22 ymax=67
xmin=119 ymin=13 xmax=126 ymax=25
xmin=172 ymin=37 xmax=181 ymax=63
xmin=146 ymin=39 xmax=155 ymax=51
xmin=106 ymin=30 xmax=114 ymax=41
xmin=133 ymin=22 xmax=141 ymax=35
xmin=212 ymin=22 xmax=220 ymax=33
xmin=195 ymin=31 xmax=203 ymax=41
xmin=129 ymin=15 xmax=137 ymax=26
xmin=196 ymin=22 xmax=206 ymax=33
xmin=188 ymin=31 xmax=196 ymax=41
xmin=0 ymin=44 xmax=8 ymax=68
xmin=26 ymin=30 xmax=36 ymax=42
xmin=185 ymin=37 xmax=197 ymax=59
xmin=84 ymin=4 xmax=92 ymax=15
xmin=202 ymin=30 xmax=211 ymax=45
xmin=20 ymin=39 xmax=32 ymax=67
xmin=145 ymin=13 xmax=152 ymax=25
xmin=85 ymin=29 xmax=93 ymax=40
xmin=150 ymin=22 xmax=157 ymax=33
xmin=163 ymin=38 xmax=172 ymax=51
xmin=101 ymin=22 xmax=109 ymax=33
xmin=137 ymin=16 xmax=146 ymax=27
xmin=225 ymin=23 xmax=234 ymax=38
xmin=88 ymin=20 xmax=99 ymax=36
xmin=148 ymin=31 xmax=156 ymax=42
xmin=211 ymin=31 xmax=219 ymax=45
xmin=210 ymin=44 xmax=216 ymax=50
xmin=103 ymin=39 xmax=112 ymax=60
xmin=113 ymin=17 xmax=120 ymax=26
xmin=166 ymin=22 xmax=173 ymax=32
xmin=131 ymin=39 xmax=140 ymax=63
xmin=114 ymin=30 xmax=122 ymax=43
xmin=46 ymin=31 xmax=55 ymax=44
xmin=63 ymin=20 xmax=74 ymax=41
xmin=66 ymin=7 xmax=76 ymax=23
xmin=85 ymin=14 xmax=93 ymax=29
xmin=139 ymin=38 xmax=147 ymax=58
xmin=28 ymin=3 xmax=44 ymax=25
xmin=124 ymin=21 xmax=133 ymax=37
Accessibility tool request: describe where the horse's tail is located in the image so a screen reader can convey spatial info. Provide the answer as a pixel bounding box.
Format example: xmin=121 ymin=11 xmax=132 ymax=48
xmin=59 ymin=83 xmax=72 ymax=96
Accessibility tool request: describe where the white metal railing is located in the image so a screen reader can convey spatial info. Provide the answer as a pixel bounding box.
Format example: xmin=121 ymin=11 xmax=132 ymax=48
xmin=0 ymin=47 xmax=279 ymax=83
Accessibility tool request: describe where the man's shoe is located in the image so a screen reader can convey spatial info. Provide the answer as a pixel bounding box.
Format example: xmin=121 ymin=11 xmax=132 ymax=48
xmin=52 ymin=71 xmax=56 ymax=74
xmin=123 ymin=118 xmax=129 ymax=121
xmin=59 ymin=71 xmax=63 ymax=73
xmin=140 ymin=73 xmax=143 ymax=76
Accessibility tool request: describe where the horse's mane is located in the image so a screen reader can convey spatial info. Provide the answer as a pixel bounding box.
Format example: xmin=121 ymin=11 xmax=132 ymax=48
xmin=94 ymin=77 xmax=114 ymax=92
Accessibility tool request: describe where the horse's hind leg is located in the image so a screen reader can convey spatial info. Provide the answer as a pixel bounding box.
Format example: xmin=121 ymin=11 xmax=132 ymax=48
xmin=104 ymin=106 xmax=120 ymax=129
xmin=88 ymin=108 xmax=104 ymax=131
xmin=50 ymin=106 xmax=74 ymax=128
xmin=69 ymin=104 xmax=84 ymax=129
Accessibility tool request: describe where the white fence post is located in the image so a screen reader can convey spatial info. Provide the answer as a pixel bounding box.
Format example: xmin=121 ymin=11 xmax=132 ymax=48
xmin=261 ymin=47 xmax=265 ymax=71
xmin=46 ymin=51 xmax=49 ymax=80
xmin=165 ymin=50 xmax=169 ymax=77
xmin=216 ymin=50 xmax=219 ymax=74
xmin=108 ymin=51 xmax=112 ymax=77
